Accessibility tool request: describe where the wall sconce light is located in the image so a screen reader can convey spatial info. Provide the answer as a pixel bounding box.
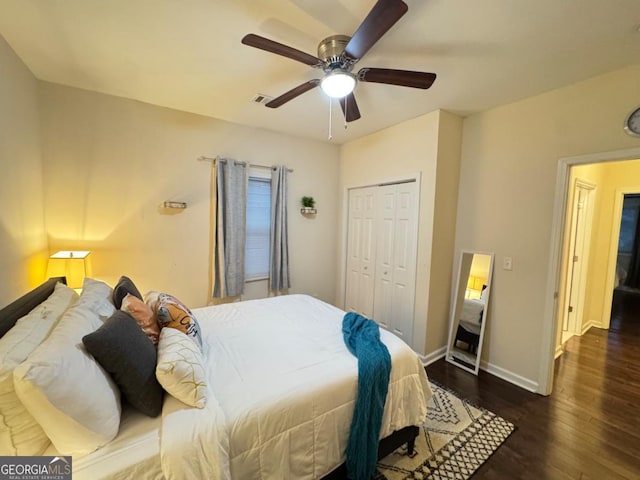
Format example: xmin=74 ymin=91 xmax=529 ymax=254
xmin=46 ymin=251 xmax=90 ymax=289
xmin=163 ymin=201 xmax=187 ymax=210
xmin=159 ymin=201 xmax=187 ymax=216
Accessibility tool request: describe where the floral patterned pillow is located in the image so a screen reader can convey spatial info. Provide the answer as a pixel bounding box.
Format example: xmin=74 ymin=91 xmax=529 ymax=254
xmin=144 ymin=291 xmax=203 ymax=350
xmin=121 ymin=293 xmax=160 ymax=346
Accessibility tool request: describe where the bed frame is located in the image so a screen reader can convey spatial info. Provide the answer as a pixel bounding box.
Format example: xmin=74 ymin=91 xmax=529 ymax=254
xmin=322 ymin=425 xmax=419 ymax=479
xmin=0 ymin=277 xmax=419 ymax=479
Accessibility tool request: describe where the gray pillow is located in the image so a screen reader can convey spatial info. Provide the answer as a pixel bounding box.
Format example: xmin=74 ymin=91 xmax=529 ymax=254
xmin=112 ymin=276 xmax=142 ymax=309
xmin=82 ymin=310 xmax=163 ymax=417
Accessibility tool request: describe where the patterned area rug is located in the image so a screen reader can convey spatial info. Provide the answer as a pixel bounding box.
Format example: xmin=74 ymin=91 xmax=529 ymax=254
xmin=375 ymin=382 xmax=515 ymax=480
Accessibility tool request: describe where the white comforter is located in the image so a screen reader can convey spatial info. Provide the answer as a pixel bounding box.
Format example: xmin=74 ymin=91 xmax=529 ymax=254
xmin=460 ymin=298 xmax=484 ymax=325
xmin=160 ymin=295 xmax=432 ymax=480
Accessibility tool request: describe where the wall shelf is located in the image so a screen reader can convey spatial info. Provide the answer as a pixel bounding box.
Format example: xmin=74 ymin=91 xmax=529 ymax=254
xmin=301 ymin=207 xmax=317 ymax=215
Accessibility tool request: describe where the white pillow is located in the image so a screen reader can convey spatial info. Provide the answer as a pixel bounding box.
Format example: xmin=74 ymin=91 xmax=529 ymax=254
xmin=13 ymin=286 xmax=121 ymax=456
xmin=480 ymin=287 xmax=488 ymax=303
xmin=156 ymin=328 xmax=208 ymax=408
xmin=0 ymin=282 xmax=78 ymax=455
xmin=79 ymin=277 xmax=115 ymax=319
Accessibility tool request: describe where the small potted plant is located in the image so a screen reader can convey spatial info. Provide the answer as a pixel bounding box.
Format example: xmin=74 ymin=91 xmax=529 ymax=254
xmin=301 ymin=196 xmax=317 ymax=214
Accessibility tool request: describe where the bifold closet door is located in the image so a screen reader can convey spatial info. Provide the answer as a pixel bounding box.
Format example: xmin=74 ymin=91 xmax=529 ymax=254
xmin=373 ymin=182 xmax=418 ymax=344
xmin=345 ymin=186 xmax=377 ymax=318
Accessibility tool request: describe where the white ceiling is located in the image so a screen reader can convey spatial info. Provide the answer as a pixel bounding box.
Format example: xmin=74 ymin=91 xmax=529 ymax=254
xmin=1 ymin=0 xmax=639 ymax=144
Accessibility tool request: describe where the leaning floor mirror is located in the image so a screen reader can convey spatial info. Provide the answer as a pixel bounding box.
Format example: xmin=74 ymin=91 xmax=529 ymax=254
xmin=445 ymin=250 xmax=494 ymax=375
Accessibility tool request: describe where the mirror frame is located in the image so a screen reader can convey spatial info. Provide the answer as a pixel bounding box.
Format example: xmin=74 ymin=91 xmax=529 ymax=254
xmin=445 ymin=250 xmax=494 ymax=375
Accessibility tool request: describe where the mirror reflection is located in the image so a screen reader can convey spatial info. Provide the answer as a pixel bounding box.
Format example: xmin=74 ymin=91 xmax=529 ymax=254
xmin=446 ymin=251 xmax=494 ymax=375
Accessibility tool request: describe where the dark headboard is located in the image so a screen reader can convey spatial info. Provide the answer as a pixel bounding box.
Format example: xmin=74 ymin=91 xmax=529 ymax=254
xmin=0 ymin=277 xmax=66 ymax=338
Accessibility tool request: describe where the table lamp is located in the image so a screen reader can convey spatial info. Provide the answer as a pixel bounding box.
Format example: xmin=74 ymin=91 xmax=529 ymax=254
xmin=46 ymin=251 xmax=91 ymax=289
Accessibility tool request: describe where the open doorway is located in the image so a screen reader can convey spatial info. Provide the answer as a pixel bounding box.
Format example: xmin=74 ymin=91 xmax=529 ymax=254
xmin=614 ymin=194 xmax=640 ymax=289
xmin=555 ymin=163 xmax=640 ymax=354
xmin=610 ymin=194 xmax=640 ymax=329
xmin=539 ymin=147 xmax=640 ymax=396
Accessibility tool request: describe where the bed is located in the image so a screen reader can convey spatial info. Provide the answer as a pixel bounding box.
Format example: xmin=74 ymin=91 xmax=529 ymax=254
xmin=454 ymin=298 xmax=484 ymax=353
xmin=0 ymin=277 xmax=432 ymax=479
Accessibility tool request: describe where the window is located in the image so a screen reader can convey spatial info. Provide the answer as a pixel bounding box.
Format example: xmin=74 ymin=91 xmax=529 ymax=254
xmin=245 ymin=175 xmax=271 ymax=280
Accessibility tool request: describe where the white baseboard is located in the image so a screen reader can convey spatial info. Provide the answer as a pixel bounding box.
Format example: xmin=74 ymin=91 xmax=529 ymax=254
xmin=581 ymin=320 xmax=599 ymax=335
xmin=419 ymin=346 xmax=447 ymax=366
xmin=418 ymin=346 xmax=539 ymax=394
xmin=555 ymin=344 xmax=564 ymax=359
xmin=479 ymin=360 xmax=539 ymax=393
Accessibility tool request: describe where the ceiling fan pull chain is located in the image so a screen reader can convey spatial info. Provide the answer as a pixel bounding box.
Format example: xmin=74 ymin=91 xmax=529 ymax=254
xmin=344 ymin=99 xmax=348 ymax=130
xmin=328 ymin=98 xmax=333 ymax=141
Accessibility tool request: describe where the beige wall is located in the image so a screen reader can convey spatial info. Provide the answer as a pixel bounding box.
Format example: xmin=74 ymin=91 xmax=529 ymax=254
xmin=428 ymin=111 xmax=464 ymax=352
xmin=40 ymin=83 xmax=340 ymax=308
xmin=338 ymin=110 xmax=462 ymax=356
xmin=0 ymin=35 xmax=48 ymax=306
xmin=457 ymin=64 xmax=640 ymax=391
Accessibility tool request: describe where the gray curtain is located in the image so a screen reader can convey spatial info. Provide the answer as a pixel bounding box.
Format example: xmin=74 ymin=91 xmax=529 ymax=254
xmin=269 ymin=166 xmax=290 ymax=292
xmin=212 ymin=159 xmax=248 ymax=298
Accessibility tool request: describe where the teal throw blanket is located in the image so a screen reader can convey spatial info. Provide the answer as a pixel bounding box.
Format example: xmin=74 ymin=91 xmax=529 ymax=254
xmin=342 ymin=312 xmax=392 ymax=480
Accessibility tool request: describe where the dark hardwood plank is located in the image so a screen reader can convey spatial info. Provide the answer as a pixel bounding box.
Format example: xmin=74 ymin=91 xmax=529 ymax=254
xmin=426 ymin=291 xmax=640 ymax=479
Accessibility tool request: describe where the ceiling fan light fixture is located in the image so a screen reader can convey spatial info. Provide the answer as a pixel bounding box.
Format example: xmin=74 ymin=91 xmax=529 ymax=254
xmin=320 ymin=70 xmax=356 ymax=98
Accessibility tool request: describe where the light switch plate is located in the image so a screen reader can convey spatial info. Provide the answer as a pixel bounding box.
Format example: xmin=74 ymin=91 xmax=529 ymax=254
xmin=503 ymin=256 xmax=513 ymax=270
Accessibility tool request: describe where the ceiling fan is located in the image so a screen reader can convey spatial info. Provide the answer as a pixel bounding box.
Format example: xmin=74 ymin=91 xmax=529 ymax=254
xmin=241 ymin=0 xmax=436 ymax=123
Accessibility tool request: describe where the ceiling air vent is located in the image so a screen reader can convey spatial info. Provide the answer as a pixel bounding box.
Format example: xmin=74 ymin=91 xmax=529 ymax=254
xmin=252 ymin=93 xmax=273 ymax=105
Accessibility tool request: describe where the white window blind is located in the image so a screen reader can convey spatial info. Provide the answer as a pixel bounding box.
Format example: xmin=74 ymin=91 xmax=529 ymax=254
xmin=245 ymin=176 xmax=271 ymax=280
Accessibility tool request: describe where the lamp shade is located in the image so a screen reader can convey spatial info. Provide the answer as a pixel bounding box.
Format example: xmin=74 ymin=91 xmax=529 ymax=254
xmin=467 ymin=275 xmax=485 ymax=291
xmin=46 ymin=251 xmax=90 ymax=289
xmin=320 ymin=70 xmax=356 ymax=98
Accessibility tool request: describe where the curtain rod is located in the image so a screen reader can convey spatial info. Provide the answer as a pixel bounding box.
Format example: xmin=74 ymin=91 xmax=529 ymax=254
xmin=197 ymin=155 xmax=293 ymax=173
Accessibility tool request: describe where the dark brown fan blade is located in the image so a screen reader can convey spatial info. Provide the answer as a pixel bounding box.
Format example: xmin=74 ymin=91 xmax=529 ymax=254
xmin=242 ymin=34 xmax=323 ymax=67
xmin=343 ymin=0 xmax=408 ymax=61
xmin=265 ymin=80 xmax=320 ymax=108
xmin=358 ymin=68 xmax=436 ymax=89
xmin=339 ymin=93 xmax=361 ymax=122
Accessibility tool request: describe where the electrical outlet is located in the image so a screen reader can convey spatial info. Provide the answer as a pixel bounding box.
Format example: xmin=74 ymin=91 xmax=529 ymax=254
xmin=503 ymin=256 xmax=513 ymax=271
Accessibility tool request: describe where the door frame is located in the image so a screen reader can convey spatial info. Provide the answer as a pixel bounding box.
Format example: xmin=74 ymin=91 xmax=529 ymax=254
xmin=540 ymin=147 xmax=640 ymax=395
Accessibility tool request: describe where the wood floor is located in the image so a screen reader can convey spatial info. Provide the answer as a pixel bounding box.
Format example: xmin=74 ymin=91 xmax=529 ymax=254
xmin=426 ymin=290 xmax=640 ymax=480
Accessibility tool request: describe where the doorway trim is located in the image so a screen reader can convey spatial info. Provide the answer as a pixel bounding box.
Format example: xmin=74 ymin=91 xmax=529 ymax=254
xmin=540 ymin=146 xmax=640 ymax=396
